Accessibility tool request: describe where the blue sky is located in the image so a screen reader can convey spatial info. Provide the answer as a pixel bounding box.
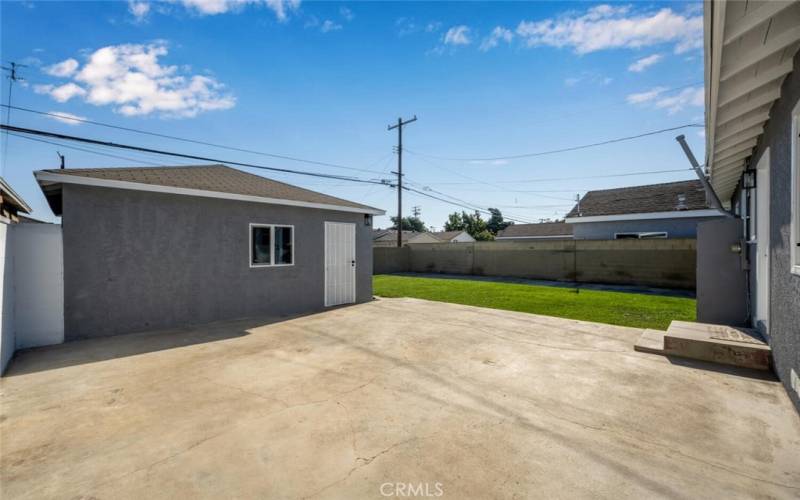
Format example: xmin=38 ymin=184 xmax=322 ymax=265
xmin=1 ymin=0 xmax=706 ymax=227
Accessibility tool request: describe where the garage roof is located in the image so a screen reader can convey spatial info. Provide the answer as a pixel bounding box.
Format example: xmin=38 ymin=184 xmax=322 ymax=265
xmin=705 ymin=1 xmax=800 ymax=202
xmin=34 ymin=164 xmax=385 ymax=216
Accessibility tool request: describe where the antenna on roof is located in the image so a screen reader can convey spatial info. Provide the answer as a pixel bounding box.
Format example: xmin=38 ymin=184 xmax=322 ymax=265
xmin=56 ymin=151 xmax=65 ymax=169
xmin=575 ymin=193 xmax=581 ymax=217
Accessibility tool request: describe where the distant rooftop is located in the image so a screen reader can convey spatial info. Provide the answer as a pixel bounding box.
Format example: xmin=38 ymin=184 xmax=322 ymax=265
xmin=566 ymin=180 xmax=708 ymax=218
xmin=496 ymin=222 xmax=572 ymax=239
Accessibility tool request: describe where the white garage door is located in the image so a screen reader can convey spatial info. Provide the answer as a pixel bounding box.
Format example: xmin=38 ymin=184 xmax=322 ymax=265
xmin=324 ymin=222 xmax=356 ymax=307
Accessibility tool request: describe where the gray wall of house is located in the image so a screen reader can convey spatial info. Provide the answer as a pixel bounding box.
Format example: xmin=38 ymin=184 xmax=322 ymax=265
xmin=747 ymin=52 xmax=800 ymax=412
xmin=571 ymin=216 xmax=720 ymax=240
xmin=62 ymin=184 xmax=373 ymax=340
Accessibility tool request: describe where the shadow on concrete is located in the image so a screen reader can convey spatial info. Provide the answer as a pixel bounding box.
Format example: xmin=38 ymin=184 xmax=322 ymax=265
xmin=3 ymin=310 xmax=327 ymax=377
xmin=387 ymin=272 xmax=696 ymax=298
xmin=666 ymin=355 xmax=778 ymax=381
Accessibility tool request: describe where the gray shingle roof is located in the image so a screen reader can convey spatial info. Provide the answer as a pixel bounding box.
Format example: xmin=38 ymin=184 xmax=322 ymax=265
xmin=430 ymin=230 xmax=465 ymax=241
xmin=496 ymin=222 xmax=573 ymax=238
xmin=566 ymin=180 xmax=708 ymax=218
xmin=38 ymin=164 xmax=382 ymax=214
xmin=373 ymin=229 xmax=419 ymax=242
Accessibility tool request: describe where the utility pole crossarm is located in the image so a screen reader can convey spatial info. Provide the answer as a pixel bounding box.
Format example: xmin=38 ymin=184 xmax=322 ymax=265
xmin=387 ymin=115 xmax=417 ymax=247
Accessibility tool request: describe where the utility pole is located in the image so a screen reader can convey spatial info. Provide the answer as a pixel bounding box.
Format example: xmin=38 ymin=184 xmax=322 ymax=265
xmin=1 ymin=61 xmax=27 ymax=174
xmin=412 ymin=205 xmax=421 ymax=218
xmin=388 ymin=115 xmax=417 ymax=247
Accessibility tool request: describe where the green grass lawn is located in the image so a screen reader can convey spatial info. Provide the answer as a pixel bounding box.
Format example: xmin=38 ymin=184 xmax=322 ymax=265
xmin=373 ymin=275 xmax=695 ymax=330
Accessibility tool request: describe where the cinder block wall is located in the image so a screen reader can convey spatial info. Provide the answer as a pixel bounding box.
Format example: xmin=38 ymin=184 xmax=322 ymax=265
xmin=373 ymin=239 xmax=696 ymax=290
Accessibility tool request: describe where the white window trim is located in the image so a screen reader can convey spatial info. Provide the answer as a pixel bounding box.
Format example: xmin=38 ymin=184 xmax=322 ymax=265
xmin=791 ymin=99 xmax=800 ymax=275
xmin=249 ymin=223 xmax=295 ymax=268
xmin=614 ymin=232 xmax=669 ymax=239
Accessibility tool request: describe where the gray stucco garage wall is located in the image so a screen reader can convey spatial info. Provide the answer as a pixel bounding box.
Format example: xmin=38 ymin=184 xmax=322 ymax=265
xmin=748 ymin=52 xmax=800 ymax=413
xmin=571 ymin=216 xmax=721 ymax=240
xmin=62 ymin=184 xmax=373 ymax=340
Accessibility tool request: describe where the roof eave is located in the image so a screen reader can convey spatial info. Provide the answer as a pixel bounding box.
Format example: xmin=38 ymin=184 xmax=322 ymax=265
xmin=0 ymin=176 xmax=33 ymax=214
xmin=34 ymin=170 xmax=385 ymax=216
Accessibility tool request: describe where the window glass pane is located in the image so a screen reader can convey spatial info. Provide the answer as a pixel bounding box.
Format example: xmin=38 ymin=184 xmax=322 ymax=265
xmin=252 ymin=227 xmax=271 ymax=265
xmin=274 ymin=226 xmax=293 ymax=265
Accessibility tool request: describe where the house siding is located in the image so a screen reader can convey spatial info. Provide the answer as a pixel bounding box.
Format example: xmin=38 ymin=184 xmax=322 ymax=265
xmin=62 ymin=184 xmax=373 ymax=340
xmin=747 ymin=52 xmax=800 ymax=412
xmin=571 ymin=216 xmax=720 ymax=240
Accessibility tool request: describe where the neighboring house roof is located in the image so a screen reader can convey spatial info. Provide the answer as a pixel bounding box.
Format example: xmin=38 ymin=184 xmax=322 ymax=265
xmin=566 ymin=180 xmax=710 ymax=219
xmin=34 ymin=164 xmax=385 ymax=216
xmin=18 ymin=215 xmax=50 ymax=224
xmin=704 ymin=1 xmax=800 ymax=202
xmin=430 ymin=230 xmax=468 ymax=241
xmin=1 ymin=176 xmax=32 ymax=216
xmin=373 ymin=229 xmax=419 ymax=243
xmin=496 ymin=222 xmax=573 ymax=239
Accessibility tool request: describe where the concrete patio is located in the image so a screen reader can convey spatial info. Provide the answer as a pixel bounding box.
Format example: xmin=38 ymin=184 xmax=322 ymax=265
xmin=1 ymin=298 xmax=799 ymax=499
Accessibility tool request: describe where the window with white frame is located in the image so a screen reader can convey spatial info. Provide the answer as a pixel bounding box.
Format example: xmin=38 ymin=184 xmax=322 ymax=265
xmin=792 ymin=101 xmax=800 ymax=274
xmin=250 ymin=224 xmax=294 ymax=267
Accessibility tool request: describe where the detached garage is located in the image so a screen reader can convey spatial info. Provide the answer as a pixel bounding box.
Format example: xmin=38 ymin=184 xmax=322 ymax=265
xmin=35 ymin=164 xmax=384 ymax=340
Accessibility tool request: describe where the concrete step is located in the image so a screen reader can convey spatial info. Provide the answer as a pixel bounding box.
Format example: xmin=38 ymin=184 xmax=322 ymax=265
xmin=634 ymin=329 xmax=666 ymax=355
xmin=663 ymin=321 xmax=771 ymax=371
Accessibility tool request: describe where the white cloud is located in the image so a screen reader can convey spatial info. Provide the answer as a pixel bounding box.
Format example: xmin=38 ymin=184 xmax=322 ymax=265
xmin=320 ymin=19 xmax=342 ymax=33
xmin=425 ymin=22 xmax=441 ymax=33
xmin=653 ymin=86 xmax=704 ymax=114
xmin=35 ymin=83 xmax=87 ymax=102
xmin=479 ymin=26 xmax=513 ymax=52
xmin=128 ymin=1 xmax=150 ymax=21
xmin=339 ymin=6 xmax=353 ymax=22
xmin=564 ymin=72 xmax=612 ymax=88
xmin=44 ymin=58 xmax=79 ymax=77
xmin=443 ymin=25 xmax=471 ymax=46
xmin=626 ymin=86 xmax=703 ymax=114
xmin=37 ymin=43 xmax=235 ymax=118
xmin=628 ymin=53 xmax=663 ymax=72
xmin=626 ymin=86 xmax=667 ymax=104
xmin=177 ymin=0 xmax=300 ymax=21
xmin=516 ymin=5 xmax=702 ymax=54
xmin=46 ymin=111 xmax=87 ymax=126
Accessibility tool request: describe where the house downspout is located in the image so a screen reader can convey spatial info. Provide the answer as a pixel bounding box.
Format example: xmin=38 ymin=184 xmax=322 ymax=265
xmin=675 ymin=134 xmax=732 ymax=217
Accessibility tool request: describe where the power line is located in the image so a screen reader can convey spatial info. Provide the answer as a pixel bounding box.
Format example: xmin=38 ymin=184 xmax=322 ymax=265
xmin=1 ymin=124 xmax=391 ymax=186
xmin=402 ymin=186 xmax=539 ymax=224
xmin=0 ymin=104 xmax=388 ymax=175
xmin=405 ymin=123 xmax=704 ymax=162
xmin=418 ymin=168 xmax=695 ymax=187
xmin=1 ymin=62 xmax=27 ymax=175
xmin=7 ymin=132 xmax=176 ymax=167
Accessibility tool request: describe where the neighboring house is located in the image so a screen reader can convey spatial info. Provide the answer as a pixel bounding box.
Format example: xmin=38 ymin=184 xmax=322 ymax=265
xmin=496 ymin=222 xmax=573 ymax=241
xmin=565 ymin=180 xmax=724 ymax=239
xmin=701 ymin=1 xmax=800 ymax=412
xmin=372 ymin=229 xmax=422 ymax=247
xmin=409 ymin=230 xmax=475 ymax=244
xmin=34 ymin=164 xmax=384 ymax=341
xmin=1 ymin=177 xmax=33 ymax=373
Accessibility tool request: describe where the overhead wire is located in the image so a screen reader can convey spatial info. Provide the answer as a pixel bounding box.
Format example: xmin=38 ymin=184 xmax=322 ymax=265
xmin=1 ymin=124 xmax=392 ymax=186
xmin=0 ymin=104 xmax=388 ymax=175
xmin=405 ymin=123 xmax=704 ymax=162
